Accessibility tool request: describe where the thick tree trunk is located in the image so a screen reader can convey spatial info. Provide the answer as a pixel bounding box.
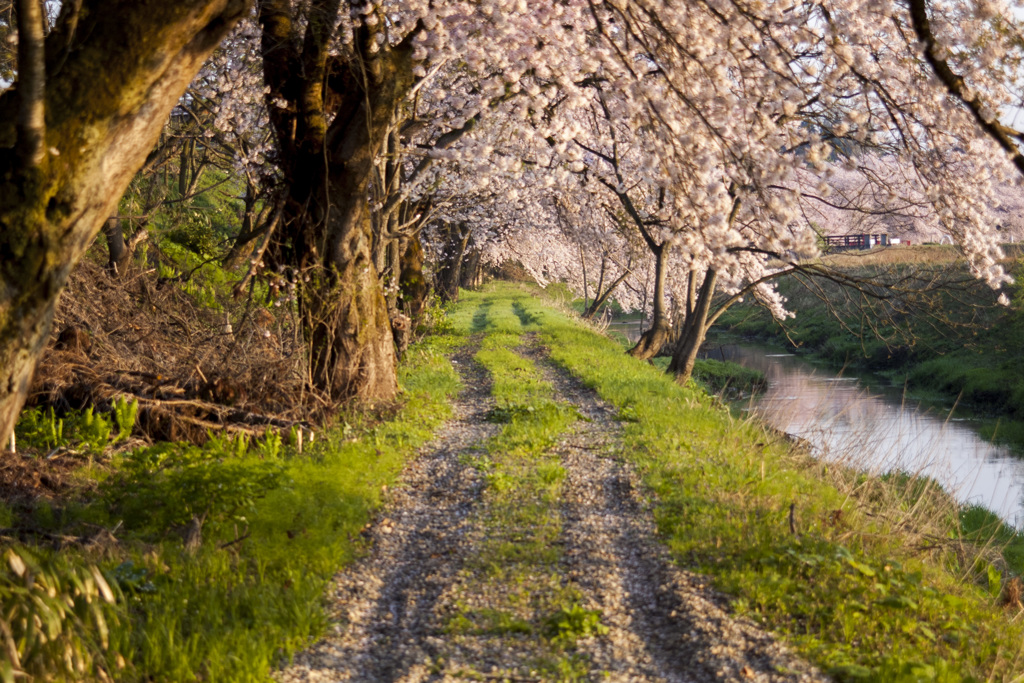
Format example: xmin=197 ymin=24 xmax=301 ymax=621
xmin=300 ymin=165 xmax=398 ymax=402
xmin=668 ymin=269 xmax=718 ymax=384
xmin=0 ymin=0 xmax=248 ymax=446
xmin=399 ymin=234 xmax=428 ymax=325
xmin=259 ymin=0 xmax=417 ymax=404
xmin=628 ymin=244 xmax=670 ymax=360
xmin=435 ymin=222 xmax=470 ymax=302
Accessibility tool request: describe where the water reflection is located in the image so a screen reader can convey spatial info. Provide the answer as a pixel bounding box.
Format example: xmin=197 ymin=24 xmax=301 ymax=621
xmin=606 ymin=320 xmax=645 ymax=343
xmin=705 ymin=344 xmax=1024 ymax=527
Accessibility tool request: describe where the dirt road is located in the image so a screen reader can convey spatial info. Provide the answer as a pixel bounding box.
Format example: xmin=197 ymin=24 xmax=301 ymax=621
xmin=276 ymin=339 xmax=826 ymax=682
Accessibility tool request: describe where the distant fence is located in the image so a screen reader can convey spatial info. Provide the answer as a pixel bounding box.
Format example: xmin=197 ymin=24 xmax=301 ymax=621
xmin=823 ymin=234 xmax=891 ymax=251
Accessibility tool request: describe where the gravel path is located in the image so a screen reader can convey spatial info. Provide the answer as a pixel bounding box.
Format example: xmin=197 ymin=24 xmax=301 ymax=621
xmin=276 ymin=338 xmax=827 ymax=683
xmin=522 ymin=338 xmax=826 ymax=683
xmin=276 ymin=343 xmax=498 ymax=682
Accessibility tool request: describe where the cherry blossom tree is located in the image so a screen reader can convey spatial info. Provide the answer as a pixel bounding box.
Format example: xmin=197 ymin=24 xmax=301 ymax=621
xmin=3 ymin=0 xmax=1017 ymax=440
xmin=403 ymin=0 xmax=1024 ymax=386
xmin=0 ymin=0 xmax=250 ymax=447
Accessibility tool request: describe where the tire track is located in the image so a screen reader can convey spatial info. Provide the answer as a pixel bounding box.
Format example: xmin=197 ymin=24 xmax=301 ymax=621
xmin=276 ymin=343 xmax=497 ymax=682
xmin=522 ymin=337 xmax=827 ymax=682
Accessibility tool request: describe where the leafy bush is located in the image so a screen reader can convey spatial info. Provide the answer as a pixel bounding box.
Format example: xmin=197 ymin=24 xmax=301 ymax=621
xmin=0 ymin=548 xmax=122 ymax=683
xmin=165 ymin=209 xmax=215 ymax=255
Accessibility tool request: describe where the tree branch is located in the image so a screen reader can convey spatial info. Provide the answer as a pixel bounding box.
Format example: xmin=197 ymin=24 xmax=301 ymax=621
xmin=15 ymin=0 xmax=45 ymax=168
xmin=906 ymin=0 xmax=1024 ymax=176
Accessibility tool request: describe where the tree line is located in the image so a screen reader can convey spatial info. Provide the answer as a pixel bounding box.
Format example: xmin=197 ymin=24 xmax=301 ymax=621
xmin=1 ymin=0 xmax=1023 ymax=446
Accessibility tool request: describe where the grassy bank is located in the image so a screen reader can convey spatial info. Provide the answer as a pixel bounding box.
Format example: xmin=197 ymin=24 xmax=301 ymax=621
xmin=492 ymin=282 xmax=1024 ymax=681
xmin=1 ymin=332 xmax=462 ymax=682
xmin=651 ymin=356 xmax=767 ymax=398
xmin=716 ymin=256 xmax=1024 ymax=436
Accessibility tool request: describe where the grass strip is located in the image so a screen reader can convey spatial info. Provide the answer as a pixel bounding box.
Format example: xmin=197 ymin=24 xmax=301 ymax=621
xmin=441 ymin=290 xmax=597 ymax=680
xmin=488 ymin=282 xmax=1024 ymax=682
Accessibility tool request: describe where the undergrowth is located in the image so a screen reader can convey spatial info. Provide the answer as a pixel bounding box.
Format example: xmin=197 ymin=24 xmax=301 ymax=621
xmin=1 ymin=333 xmax=462 ymax=682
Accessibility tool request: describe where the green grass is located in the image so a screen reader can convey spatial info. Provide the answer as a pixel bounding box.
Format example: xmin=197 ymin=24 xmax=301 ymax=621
xmin=480 ymin=282 xmax=1024 ymax=682
xmin=11 ymin=281 xmax=1024 ymax=682
xmin=652 ymin=356 xmax=767 ymax=397
xmin=1 ymin=332 xmax=463 ymax=682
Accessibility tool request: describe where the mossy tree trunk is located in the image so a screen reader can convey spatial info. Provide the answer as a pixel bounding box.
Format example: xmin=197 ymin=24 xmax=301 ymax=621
xmin=399 ymin=234 xmax=429 ymax=325
xmin=0 ymin=0 xmax=249 ymax=446
xmin=628 ymin=243 xmax=671 ymax=360
xmin=258 ymin=0 xmax=420 ymax=403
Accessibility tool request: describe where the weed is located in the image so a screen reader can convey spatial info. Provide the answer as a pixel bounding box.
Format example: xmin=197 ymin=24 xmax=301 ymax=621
xmin=112 ymin=396 xmax=139 ymax=442
xmin=0 ymin=548 xmax=121 ymax=683
xmin=71 ymin=408 xmax=113 ymax=456
xmin=103 ymin=440 xmax=287 ymax=534
xmin=15 ymin=407 xmax=67 ymax=451
xmin=541 ymin=604 xmax=609 ymax=644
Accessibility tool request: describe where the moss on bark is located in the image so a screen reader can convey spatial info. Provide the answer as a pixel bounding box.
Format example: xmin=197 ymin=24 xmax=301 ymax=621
xmin=0 ymin=0 xmax=248 ymax=445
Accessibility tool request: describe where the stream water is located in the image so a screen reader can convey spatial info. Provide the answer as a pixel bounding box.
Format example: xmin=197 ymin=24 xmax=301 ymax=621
xmin=605 ymin=318 xmax=1024 ymax=524
xmin=703 ymin=343 xmax=1024 ymax=527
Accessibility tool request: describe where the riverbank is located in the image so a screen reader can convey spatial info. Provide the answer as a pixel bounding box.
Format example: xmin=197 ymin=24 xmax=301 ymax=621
xmin=517 ymin=284 xmax=1024 ymax=680
xmin=715 ymin=254 xmax=1024 ymax=445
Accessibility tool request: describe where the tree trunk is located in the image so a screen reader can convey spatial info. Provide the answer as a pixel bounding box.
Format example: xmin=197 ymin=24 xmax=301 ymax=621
xmin=668 ymin=269 xmax=718 ymax=384
xmin=300 ymin=166 xmax=398 ymax=402
xmin=103 ymin=217 xmax=129 ymax=275
xmin=0 ymin=0 xmax=248 ymax=446
xmin=461 ymin=248 xmax=483 ymax=288
xmin=583 ymin=266 xmax=630 ymax=319
xmin=628 ymin=244 xmax=671 ymax=360
xmin=399 ymin=233 xmax=428 ymax=325
xmin=259 ymin=0 xmax=417 ymax=403
xmin=222 ymin=182 xmax=270 ymax=271
xmin=580 ymin=244 xmax=590 ymax=312
xmin=435 ymin=222 xmax=470 ymax=302
xmin=103 ymin=216 xmax=150 ymax=277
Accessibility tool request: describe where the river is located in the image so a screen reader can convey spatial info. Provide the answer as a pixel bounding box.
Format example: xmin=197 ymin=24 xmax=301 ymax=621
xmin=702 ymin=343 xmax=1024 ymax=527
